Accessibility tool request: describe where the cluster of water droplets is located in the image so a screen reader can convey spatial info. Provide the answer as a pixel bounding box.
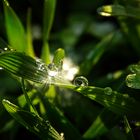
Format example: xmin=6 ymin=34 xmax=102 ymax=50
xmin=0 ymin=46 xmax=15 ymax=70
xmin=35 ymin=58 xmax=89 ymax=87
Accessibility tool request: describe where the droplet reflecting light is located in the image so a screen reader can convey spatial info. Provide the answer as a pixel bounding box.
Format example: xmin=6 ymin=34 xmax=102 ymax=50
xmin=73 ymin=76 xmax=88 ymax=87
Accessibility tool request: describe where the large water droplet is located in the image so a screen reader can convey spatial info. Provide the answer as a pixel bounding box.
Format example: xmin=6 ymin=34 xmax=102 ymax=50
xmin=47 ymin=63 xmax=59 ymax=77
xmin=73 ymin=76 xmax=88 ymax=87
xmin=0 ymin=67 xmax=3 ymax=70
xmin=104 ymin=87 xmax=112 ymax=95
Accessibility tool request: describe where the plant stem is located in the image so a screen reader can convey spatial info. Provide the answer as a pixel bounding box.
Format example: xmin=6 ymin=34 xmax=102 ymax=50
xmin=21 ymin=78 xmax=39 ymax=117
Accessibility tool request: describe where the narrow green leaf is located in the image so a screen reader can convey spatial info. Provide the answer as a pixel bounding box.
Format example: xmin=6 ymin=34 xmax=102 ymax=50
xmin=53 ymin=48 xmax=65 ymax=68
xmin=26 ymin=8 xmax=35 ymax=57
xmin=37 ymin=91 xmax=82 ymax=140
xmin=2 ymin=99 xmax=62 ymax=140
xmin=124 ymin=116 xmax=135 ymax=140
xmin=80 ymin=31 xmax=120 ymax=75
xmin=41 ymin=42 xmax=51 ymax=64
xmin=83 ymin=108 xmax=119 ymax=139
xmin=21 ymin=78 xmax=39 ymax=116
xmin=98 ymin=5 xmax=140 ymax=19
xmin=43 ymin=0 xmax=56 ymax=41
xmin=0 ymin=52 xmax=47 ymax=83
xmin=41 ymin=0 xmax=56 ymax=64
xmin=59 ymin=84 xmax=140 ymax=117
xmin=3 ymin=0 xmax=27 ymax=53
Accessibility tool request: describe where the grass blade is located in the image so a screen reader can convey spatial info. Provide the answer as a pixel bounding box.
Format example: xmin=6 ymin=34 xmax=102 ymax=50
xmin=41 ymin=0 xmax=56 ymax=64
xmin=124 ymin=116 xmax=135 ymax=140
xmin=43 ymin=0 xmax=56 ymax=41
xmin=2 ymin=99 xmax=62 ymax=140
xmin=53 ymin=48 xmax=65 ymax=68
xmin=83 ymin=108 xmax=119 ymax=139
xmin=26 ymin=8 xmax=35 ymax=57
xmin=59 ymin=84 xmax=140 ymax=117
xmin=98 ymin=4 xmax=140 ymax=19
xmin=3 ymin=0 xmax=27 ymax=53
xmin=0 ymin=52 xmax=47 ymax=83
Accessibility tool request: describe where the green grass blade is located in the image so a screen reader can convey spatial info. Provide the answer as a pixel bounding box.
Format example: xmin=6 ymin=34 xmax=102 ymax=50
xmin=58 ymin=84 xmax=140 ymax=117
xmin=38 ymin=95 xmax=82 ymax=140
xmin=41 ymin=0 xmax=56 ymax=64
xmin=83 ymin=108 xmax=119 ymax=139
xmin=26 ymin=8 xmax=35 ymax=57
xmin=98 ymin=5 xmax=140 ymax=19
xmin=0 ymin=52 xmax=47 ymax=83
xmin=43 ymin=0 xmax=56 ymax=41
xmin=41 ymin=42 xmax=50 ymax=64
xmin=3 ymin=0 xmax=28 ymax=53
xmin=2 ymin=99 xmax=62 ymax=140
xmin=124 ymin=116 xmax=135 ymax=140
xmin=21 ymin=78 xmax=39 ymax=116
xmin=53 ymin=48 xmax=65 ymax=68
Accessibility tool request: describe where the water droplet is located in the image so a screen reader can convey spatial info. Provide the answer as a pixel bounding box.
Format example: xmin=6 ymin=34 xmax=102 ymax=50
xmin=121 ymin=101 xmax=125 ymax=106
xmin=4 ymin=47 xmax=8 ymax=51
xmin=26 ymin=126 xmax=29 ymax=130
xmin=0 ymin=67 xmax=3 ymax=70
xmin=104 ymin=87 xmax=112 ymax=95
xmin=97 ymin=7 xmax=111 ymax=17
xmin=47 ymin=63 xmax=58 ymax=77
xmin=4 ymin=0 xmax=9 ymax=6
xmin=60 ymin=132 xmax=64 ymax=140
xmin=73 ymin=76 xmax=88 ymax=87
xmin=36 ymin=58 xmax=47 ymax=71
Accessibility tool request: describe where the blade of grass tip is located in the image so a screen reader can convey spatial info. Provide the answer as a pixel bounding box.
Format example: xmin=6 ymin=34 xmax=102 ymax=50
xmin=2 ymin=99 xmax=62 ymax=140
xmin=124 ymin=116 xmax=135 ymax=140
xmin=53 ymin=48 xmax=65 ymax=68
xmin=26 ymin=8 xmax=35 ymax=57
xmin=41 ymin=41 xmax=50 ymax=64
xmin=21 ymin=78 xmax=39 ymax=117
xmin=97 ymin=4 xmax=140 ymax=19
xmin=41 ymin=0 xmax=56 ymax=64
xmin=36 ymin=91 xmax=82 ymax=140
xmin=3 ymin=0 xmax=27 ymax=53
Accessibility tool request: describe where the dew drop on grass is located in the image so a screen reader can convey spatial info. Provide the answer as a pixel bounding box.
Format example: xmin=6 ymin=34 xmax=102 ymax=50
xmin=73 ymin=76 xmax=88 ymax=87
xmin=0 ymin=67 xmax=3 ymax=70
xmin=47 ymin=63 xmax=59 ymax=77
xmin=97 ymin=7 xmax=111 ymax=17
xmin=104 ymin=87 xmax=112 ymax=95
xmin=36 ymin=58 xmax=47 ymax=71
xmin=60 ymin=132 xmax=64 ymax=140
